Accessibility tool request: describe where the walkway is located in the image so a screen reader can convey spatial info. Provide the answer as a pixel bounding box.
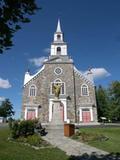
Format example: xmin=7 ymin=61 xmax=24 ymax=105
xmin=43 ymin=128 xmax=108 ymax=156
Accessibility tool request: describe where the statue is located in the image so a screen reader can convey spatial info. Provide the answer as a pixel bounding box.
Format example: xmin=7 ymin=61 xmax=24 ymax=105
xmin=53 ymin=83 xmax=61 ymax=99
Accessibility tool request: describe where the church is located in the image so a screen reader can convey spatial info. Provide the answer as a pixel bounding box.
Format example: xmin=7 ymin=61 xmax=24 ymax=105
xmin=22 ymin=20 xmax=98 ymax=124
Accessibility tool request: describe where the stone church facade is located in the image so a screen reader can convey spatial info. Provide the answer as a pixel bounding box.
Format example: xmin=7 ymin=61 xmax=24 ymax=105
xmin=22 ymin=20 xmax=98 ymax=124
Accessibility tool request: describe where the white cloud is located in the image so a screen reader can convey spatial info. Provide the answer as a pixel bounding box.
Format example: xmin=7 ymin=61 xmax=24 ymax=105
xmin=0 ymin=78 xmax=12 ymax=89
xmin=0 ymin=97 xmax=5 ymax=102
xmin=91 ymin=68 xmax=111 ymax=79
xmin=43 ymin=48 xmax=50 ymax=54
xmin=29 ymin=56 xmax=48 ymax=67
xmin=83 ymin=68 xmax=111 ymax=79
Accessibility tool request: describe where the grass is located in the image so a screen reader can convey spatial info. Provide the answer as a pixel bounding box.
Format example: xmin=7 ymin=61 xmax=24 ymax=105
xmin=0 ymin=127 xmax=68 ymax=160
xmin=75 ymin=127 xmax=120 ymax=153
xmin=1 ymin=126 xmax=120 ymax=160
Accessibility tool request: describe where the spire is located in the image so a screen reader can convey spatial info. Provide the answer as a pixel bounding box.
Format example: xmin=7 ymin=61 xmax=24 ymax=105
xmin=50 ymin=19 xmax=68 ymax=56
xmin=56 ymin=19 xmax=62 ymax=32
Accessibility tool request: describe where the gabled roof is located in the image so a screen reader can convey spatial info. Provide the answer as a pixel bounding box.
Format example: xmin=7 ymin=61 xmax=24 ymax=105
xmin=23 ymin=63 xmax=94 ymax=87
xmin=23 ymin=65 xmax=45 ymax=86
xmin=74 ymin=66 xmax=94 ymax=86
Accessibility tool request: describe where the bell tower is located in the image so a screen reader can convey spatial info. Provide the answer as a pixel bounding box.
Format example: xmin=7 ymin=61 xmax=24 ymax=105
xmin=50 ymin=19 xmax=68 ymax=56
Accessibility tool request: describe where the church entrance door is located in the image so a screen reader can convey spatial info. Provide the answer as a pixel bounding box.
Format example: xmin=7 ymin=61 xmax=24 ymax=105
xmin=49 ymin=99 xmax=67 ymax=122
xmin=27 ymin=109 xmax=36 ymax=120
xmin=82 ymin=108 xmax=91 ymax=123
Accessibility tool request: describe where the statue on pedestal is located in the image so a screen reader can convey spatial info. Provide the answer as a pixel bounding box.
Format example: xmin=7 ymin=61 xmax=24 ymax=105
xmin=53 ymin=83 xmax=61 ymax=99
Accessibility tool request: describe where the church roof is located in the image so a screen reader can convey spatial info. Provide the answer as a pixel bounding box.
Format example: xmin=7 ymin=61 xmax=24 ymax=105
xmin=56 ymin=19 xmax=62 ymax=32
xmin=74 ymin=66 xmax=94 ymax=86
xmin=24 ymin=65 xmax=45 ymax=86
xmin=23 ymin=20 xmax=94 ymax=87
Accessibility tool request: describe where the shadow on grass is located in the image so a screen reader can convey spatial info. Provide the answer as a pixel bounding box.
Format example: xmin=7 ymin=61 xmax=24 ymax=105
xmin=68 ymin=152 xmax=120 ymax=160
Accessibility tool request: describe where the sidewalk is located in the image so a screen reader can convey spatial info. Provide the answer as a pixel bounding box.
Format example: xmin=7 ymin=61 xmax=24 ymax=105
xmin=43 ymin=129 xmax=108 ymax=156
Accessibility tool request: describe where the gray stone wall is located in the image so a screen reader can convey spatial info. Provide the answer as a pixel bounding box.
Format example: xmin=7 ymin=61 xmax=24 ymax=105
xmin=43 ymin=60 xmax=76 ymax=122
xmin=22 ymin=56 xmax=98 ymax=123
xmin=74 ymin=72 xmax=98 ymax=122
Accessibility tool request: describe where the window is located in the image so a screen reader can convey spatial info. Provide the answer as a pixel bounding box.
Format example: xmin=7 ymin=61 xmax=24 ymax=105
xmin=81 ymin=84 xmax=89 ymax=96
xmin=56 ymin=47 xmax=61 ymax=55
xmin=51 ymin=79 xmax=65 ymax=95
xmin=29 ymin=85 xmax=36 ymax=96
xmin=57 ymin=34 xmax=61 ymax=40
xmin=82 ymin=108 xmax=90 ymax=111
xmin=54 ymin=67 xmax=62 ymax=75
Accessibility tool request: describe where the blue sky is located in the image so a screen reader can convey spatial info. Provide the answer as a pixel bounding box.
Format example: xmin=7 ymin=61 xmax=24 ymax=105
xmin=0 ymin=0 xmax=120 ymax=118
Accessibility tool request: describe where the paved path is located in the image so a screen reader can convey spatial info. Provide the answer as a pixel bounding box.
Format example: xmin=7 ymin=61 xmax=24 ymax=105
xmin=43 ymin=129 xmax=108 ymax=156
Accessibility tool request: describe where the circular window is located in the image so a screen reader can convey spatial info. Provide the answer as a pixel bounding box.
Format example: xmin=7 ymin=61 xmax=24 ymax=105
xmin=54 ymin=67 xmax=62 ymax=75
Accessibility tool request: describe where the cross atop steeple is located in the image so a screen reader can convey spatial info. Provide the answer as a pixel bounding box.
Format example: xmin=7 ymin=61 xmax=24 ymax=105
xmin=56 ymin=19 xmax=62 ymax=32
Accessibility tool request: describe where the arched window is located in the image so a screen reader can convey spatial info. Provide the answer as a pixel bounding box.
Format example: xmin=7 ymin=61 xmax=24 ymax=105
xmin=56 ymin=47 xmax=61 ymax=55
xmin=81 ymin=84 xmax=89 ymax=96
xmin=51 ymin=79 xmax=65 ymax=95
xmin=57 ymin=34 xmax=61 ymax=40
xmin=29 ymin=85 xmax=36 ymax=96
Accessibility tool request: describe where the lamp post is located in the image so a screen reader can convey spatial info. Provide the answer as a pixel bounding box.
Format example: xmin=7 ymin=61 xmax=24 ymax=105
xmin=38 ymin=105 xmax=42 ymax=120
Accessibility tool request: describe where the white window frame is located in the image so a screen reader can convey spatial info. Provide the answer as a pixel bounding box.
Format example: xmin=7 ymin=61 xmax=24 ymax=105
xmin=50 ymin=78 xmax=66 ymax=95
xmin=81 ymin=84 xmax=89 ymax=96
xmin=29 ymin=85 xmax=37 ymax=97
xmin=79 ymin=106 xmax=93 ymax=122
xmin=25 ymin=106 xmax=38 ymax=120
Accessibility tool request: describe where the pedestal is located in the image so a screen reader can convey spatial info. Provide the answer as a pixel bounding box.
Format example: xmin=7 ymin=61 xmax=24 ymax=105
xmin=50 ymin=99 xmax=64 ymax=126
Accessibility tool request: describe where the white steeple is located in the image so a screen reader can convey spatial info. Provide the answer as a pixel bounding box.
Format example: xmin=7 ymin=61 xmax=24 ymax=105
xmin=56 ymin=19 xmax=62 ymax=32
xmin=50 ymin=19 xmax=68 ymax=56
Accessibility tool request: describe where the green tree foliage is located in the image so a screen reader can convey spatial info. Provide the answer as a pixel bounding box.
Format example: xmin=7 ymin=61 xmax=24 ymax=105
xmin=0 ymin=0 xmax=40 ymax=53
xmin=0 ymin=98 xmax=14 ymax=118
xmin=109 ymin=81 xmax=120 ymax=121
xmin=96 ymin=85 xmax=110 ymax=120
xmin=96 ymin=81 xmax=120 ymax=122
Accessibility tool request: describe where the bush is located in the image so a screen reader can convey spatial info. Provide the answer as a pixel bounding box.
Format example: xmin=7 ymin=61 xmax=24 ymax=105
xmin=9 ymin=119 xmax=38 ymax=139
xmin=10 ymin=121 xmax=20 ymax=138
xmin=72 ymin=131 xmax=109 ymax=142
xmin=8 ymin=118 xmax=14 ymax=129
xmin=16 ymin=136 xmax=27 ymax=143
xmin=19 ymin=120 xmax=35 ymax=137
xmin=27 ymin=134 xmax=42 ymax=146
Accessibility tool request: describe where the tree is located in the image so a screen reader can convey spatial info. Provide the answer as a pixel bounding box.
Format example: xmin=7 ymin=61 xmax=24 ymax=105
xmin=96 ymin=85 xmax=110 ymax=121
xmin=0 ymin=0 xmax=40 ymax=53
xmin=109 ymin=81 xmax=120 ymax=121
xmin=0 ymin=98 xmax=14 ymax=118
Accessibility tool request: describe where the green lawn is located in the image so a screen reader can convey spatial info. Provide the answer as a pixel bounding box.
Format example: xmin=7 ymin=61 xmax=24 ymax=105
xmin=0 ymin=127 xmax=68 ymax=160
xmin=1 ymin=126 xmax=120 ymax=160
xmin=78 ymin=127 xmax=120 ymax=153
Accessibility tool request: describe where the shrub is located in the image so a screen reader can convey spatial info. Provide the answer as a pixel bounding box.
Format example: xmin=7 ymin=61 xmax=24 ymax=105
xmin=8 ymin=118 xmax=14 ymax=129
xmin=10 ymin=120 xmax=20 ymax=138
xmin=16 ymin=136 xmax=27 ymax=143
xmin=9 ymin=119 xmax=38 ymax=139
xmin=73 ymin=131 xmax=109 ymax=142
xmin=19 ymin=120 xmax=35 ymax=137
xmin=27 ymin=134 xmax=42 ymax=146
